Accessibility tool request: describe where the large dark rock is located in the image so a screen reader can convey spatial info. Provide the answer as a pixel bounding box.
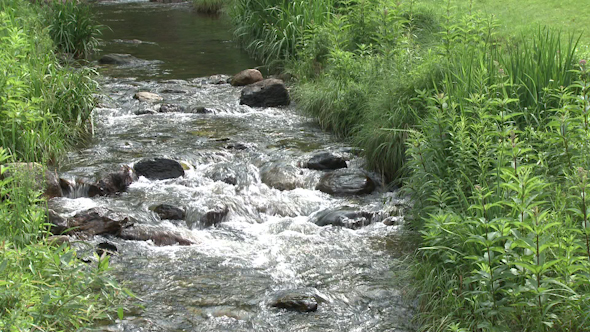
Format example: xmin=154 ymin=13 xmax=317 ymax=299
xmin=94 ymin=166 xmax=135 ymax=196
xmin=67 ymin=208 xmax=132 ymax=237
xmin=269 ymin=289 xmax=323 ymax=312
xmin=260 ymin=162 xmax=303 ymax=191
xmin=231 ymin=69 xmax=263 ymax=86
xmin=153 ymin=204 xmax=186 ymax=220
xmin=98 ymin=53 xmax=140 ymax=66
xmin=119 ymin=225 xmax=193 ymax=246
xmin=311 ymin=207 xmax=374 ymax=229
xmin=316 ymin=169 xmax=376 ymax=196
xmin=1 ymin=162 xmax=62 ymax=198
xmin=305 ymin=152 xmax=347 ymax=170
xmin=134 ymin=158 xmax=184 ymax=180
xmin=199 ymin=205 xmax=229 ymax=227
xmin=239 ymin=78 xmax=290 ymax=108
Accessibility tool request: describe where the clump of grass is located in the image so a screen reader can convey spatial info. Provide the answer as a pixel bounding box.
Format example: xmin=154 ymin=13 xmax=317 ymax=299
xmin=45 ymin=0 xmax=103 ymax=59
xmin=0 ymin=0 xmax=98 ymax=162
xmin=192 ymin=0 xmax=225 ymax=14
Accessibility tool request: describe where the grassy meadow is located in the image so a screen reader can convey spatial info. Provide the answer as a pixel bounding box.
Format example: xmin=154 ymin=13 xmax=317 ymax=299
xmin=207 ymin=0 xmax=590 ymax=330
xmin=0 ymin=0 xmax=127 ymax=330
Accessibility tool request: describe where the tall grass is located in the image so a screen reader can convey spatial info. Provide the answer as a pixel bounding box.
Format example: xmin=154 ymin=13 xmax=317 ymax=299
xmin=192 ymin=0 xmax=226 ymax=14
xmin=228 ymin=0 xmax=336 ymax=70
xmin=46 ymin=0 xmax=103 ymax=59
xmin=228 ymin=0 xmax=590 ymax=330
xmin=0 ymin=1 xmax=128 ymax=330
xmin=0 ymin=0 xmax=98 ymax=162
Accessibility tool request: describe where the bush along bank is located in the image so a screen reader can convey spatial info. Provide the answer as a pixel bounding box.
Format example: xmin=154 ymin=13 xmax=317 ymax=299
xmin=0 ymin=0 xmax=128 ymax=330
xmin=225 ymin=0 xmax=590 ymax=331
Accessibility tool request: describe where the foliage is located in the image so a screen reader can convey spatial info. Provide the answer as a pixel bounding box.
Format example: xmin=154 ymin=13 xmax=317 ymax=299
xmin=227 ymin=0 xmax=336 ymax=70
xmin=0 ymin=1 xmax=128 ymax=330
xmin=0 ymin=0 xmax=97 ymax=162
xmin=192 ymin=0 xmax=226 ymax=14
xmin=404 ymin=27 xmax=590 ymax=331
xmin=227 ymin=0 xmax=590 ymax=330
xmin=0 ymin=148 xmax=129 ymax=331
xmin=45 ymin=0 xmax=103 ymax=59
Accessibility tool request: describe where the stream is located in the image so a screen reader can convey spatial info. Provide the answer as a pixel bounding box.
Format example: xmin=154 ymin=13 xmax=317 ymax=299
xmin=51 ymin=1 xmax=415 ymax=331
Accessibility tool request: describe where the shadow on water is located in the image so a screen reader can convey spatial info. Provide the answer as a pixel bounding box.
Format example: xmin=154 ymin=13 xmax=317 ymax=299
xmin=93 ymin=1 xmax=260 ymax=80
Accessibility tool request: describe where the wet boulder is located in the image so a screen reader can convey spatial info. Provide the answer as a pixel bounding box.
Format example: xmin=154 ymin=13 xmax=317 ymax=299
xmin=269 ymin=289 xmax=323 ymax=312
xmin=260 ymin=162 xmax=303 ymax=191
xmin=96 ymin=242 xmax=118 ymax=256
xmin=204 ymin=163 xmax=238 ymax=185
xmin=93 ymin=166 xmax=135 ymax=196
xmin=205 ymin=74 xmax=231 ymax=85
xmin=119 ymin=225 xmax=193 ymax=246
xmin=134 ymin=158 xmax=185 ymax=180
xmin=305 ymin=152 xmax=347 ymax=170
xmin=152 ymin=204 xmax=186 ymax=220
xmin=239 ymin=78 xmax=290 ymax=108
xmin=199 ymin=205 xmax=229 ymax=227
xmin=1 ymin=162 xmax=62 ymax=198
xmin=159 ymin=104 xmax=186 ymax=113
xmin=98 ymin=53 xmax=141 ymax=66
xmin=231 ymin=69 xmax=263 ymax=86
xmin=188 ymin=106 xmax=214 ymax=114
xmin=67 ymin=208 xmax=132 ymax=237
xmin=133 ymin=91 xmax=163 ymax=103
xmin=311 ymin=207 xmax=374 ymax=229
xmin=47 ymin=209 xmax=69 ymax=235
xmin=316 ymin=169 xmax=376 ymax=196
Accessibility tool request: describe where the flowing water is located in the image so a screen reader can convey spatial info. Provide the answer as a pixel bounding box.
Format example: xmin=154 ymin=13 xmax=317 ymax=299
xmin=51 ymin=1 xmax=415 ymax=331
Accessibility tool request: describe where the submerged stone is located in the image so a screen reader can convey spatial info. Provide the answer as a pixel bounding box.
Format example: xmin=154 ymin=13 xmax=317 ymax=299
xmin=134 ymin=158 xmax=185 ymax=180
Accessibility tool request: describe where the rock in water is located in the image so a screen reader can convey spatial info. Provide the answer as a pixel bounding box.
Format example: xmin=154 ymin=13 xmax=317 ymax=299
xmin=316 ymin=169 xmax=376 ymax=196
xmin=134 ymin=158 xmax=185 ymax=180
xmin=311 ymin=207 xmax=374 ymax=229
xmin=269 ymin=289 xmax=322 ymax=312
xmin=133 ymin=91 xmax=163 ymax=103
xmin=231 ymin=68 xmax=263 ymax=86
xmin=199 ymin=205 xmax=229 ymax=227
xmin=239 ymin=78 xmax=290 ymax=107
xmin=98 ymin=53 xmax=140 ymax=65
xmin=153 ymin=204 xmax=186 ymax=220
xmin=159 ymin=104 xmax=185 ymax=113
xmin=305 ymin=152 xmax=347 ymax=170
xmin=94 ymin=166 xmax=135 ymax=196
xmin=260 ymin=162 xmax=303 ymax=191
xmin=67 ymin=208 xmax=132 ymax=237
xmin=119 ymin=225 xmax=193 ymax=246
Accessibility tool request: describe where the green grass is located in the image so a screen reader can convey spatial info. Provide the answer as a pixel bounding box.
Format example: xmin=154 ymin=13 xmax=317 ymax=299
xmin=0 ymin=1 xmax=128 ymax=330
xmin=417 ymin=0 xmax=590 ymax=46
xmin=192 ymin=0 xmax=226 ymax=14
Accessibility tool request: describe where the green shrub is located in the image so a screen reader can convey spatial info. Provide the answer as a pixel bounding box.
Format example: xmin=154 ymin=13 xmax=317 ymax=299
xmin=46 ymin=0 xmax=102 ymax=59
xmin=0 ymin=148 xmax=128 ymax=331
xmin=0 ymin=0 xmax=97 ymax=162
xmin=192 ymin=0 xmax=226 ymax=14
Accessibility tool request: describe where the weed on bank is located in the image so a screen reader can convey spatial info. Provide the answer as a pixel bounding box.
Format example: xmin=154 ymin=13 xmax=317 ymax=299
xmin=222 ymin=0 xmax=590 ymax=330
